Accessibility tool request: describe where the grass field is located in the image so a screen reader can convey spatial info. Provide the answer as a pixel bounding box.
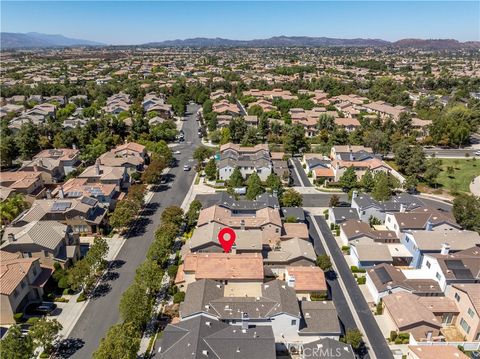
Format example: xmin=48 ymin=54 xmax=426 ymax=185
xmin=433 ymin=158 xmax=479 ymax=193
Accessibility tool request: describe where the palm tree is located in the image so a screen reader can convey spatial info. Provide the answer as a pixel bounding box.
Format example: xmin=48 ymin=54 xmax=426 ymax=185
xmin=0 ymin=194 xmax=29 ymax=225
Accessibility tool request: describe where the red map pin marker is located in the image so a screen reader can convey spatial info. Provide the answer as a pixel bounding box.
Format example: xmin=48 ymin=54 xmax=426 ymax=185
xmin=218 ymin=227 xmax=236 ymax=253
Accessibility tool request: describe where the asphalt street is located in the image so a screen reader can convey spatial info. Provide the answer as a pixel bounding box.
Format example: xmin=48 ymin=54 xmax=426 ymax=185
xmin=424 ymin=148 xmax=480 ymax=158
xmin=289 ymin=158 xmax=313 ymax=187
xmin=65 ymin=104 xmax=201 ymax=358
xmin=307 ymin=215 xmax=394 ymax=359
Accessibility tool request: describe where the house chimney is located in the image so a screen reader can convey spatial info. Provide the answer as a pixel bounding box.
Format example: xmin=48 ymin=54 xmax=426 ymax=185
xmin=352 ymin=190 xmax=358 ymax=199
xmin=94 ymin=159 xmax=101 ymax=176
xmin=72 ymin=143 xmax=77 ymax=150
xmin=287 ymin=274 xmax=296 ymax=288
xmin=400 ymin=203 xmax=406 ymax=213
xmin=273 ymin=190 xmax=278 ymax=198
xmin=241 ymin=312 xmax=249 ymax=330
xmin=7 ymin=233 xmax=16 ymax=242
xmin=426 ymin=220 xmax=433 ymax=231
xmin=33 ymin=164 xmax=39 ymax=172
xmin=59 ymin=187 xmax=65 ymax=199
xmin=441 ymin=243 xmax=450 ymax=255
xmin=240 ymin=219 xmax=245 ymax=231
xmin=46 ymin=189 xmax=52 ymax=199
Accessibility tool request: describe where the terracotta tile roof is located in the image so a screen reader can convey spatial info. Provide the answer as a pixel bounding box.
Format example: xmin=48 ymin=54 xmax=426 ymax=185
xmin=0 ymin=254 xmax=36 ymax=295
xmin=407 ymin=345 xmax=468 ymax=359
xmin=182 ymin=253 xmax=264 ymax=281
xmin=314 ymin=167 xmax=335 ymax=177
xmin=286 ymin=266 xmax=327 ymax=292
xmin=282 ymin=223 xmax=309 ymax=239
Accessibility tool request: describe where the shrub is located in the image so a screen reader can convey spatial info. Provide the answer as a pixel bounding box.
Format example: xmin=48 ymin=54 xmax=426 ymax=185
xmin=173 ymin=292 xmax=185 ymax=304
xmin=13 ymin=312 xmax=24 ymax=323
xmin=351 ymin=266 xmax=366 ymax=273
xmin=357 ymin=277 xmax=366 ymax=285
xmin=341 ymin=246 xmax=350 ymax=254
xmin=77 ymin=292 xmax=87 ymax=302
xmin=167 ymin=265 xmax=178 ymax=279
xmin=324 ymin=213 xmax=329 ymax=220
xmin=54 ymin=297 xmax=68 ymax=303
xmin=63 ymin=288 xmax=72 ymax=295
xmin=389 ymin=331 xmax=398 ymax=342
xmin=394 ymin=338 xmax=402 ymax=345
xmin=335 ymin=228 xmax=340 ymax=236
xmin=311 ymin=293 xmax=329 ymax=301
xmin=376 ymin=300 xmax=383 ymax=315
xmin=39 ymin=353 xmax=50 ymax=358
xmin=398 ymin=333 xmax=410 ymax=340
xmin=330 ymin=223 xmax=335 ymax=230
xmin=402 ymin=339 xmax=409 ymax=344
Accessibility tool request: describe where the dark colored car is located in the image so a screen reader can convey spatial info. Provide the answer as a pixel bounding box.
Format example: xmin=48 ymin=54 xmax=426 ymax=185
xmin=26 ymin=302 xmax=57 ymax=316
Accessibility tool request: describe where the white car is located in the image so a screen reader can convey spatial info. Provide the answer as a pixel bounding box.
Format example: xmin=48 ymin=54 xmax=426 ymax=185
xmin=174 ymin=150 xmax=181 ymax=155
xmin=183 ymin=165 xmax=191 ymax=171
xmin=475 ymin=150 xmax=480 ymax=156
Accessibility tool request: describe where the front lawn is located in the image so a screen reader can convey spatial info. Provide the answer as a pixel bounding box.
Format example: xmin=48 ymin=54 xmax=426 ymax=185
xmin=431 ymin=158 xmax=479 ymax=193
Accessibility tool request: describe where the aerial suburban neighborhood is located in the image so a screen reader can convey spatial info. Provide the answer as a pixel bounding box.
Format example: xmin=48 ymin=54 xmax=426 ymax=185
xmin=0 ymin=1 xmax=479 ymax=359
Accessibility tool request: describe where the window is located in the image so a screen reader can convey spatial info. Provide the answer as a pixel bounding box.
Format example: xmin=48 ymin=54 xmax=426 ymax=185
xmin=32 ymin=267 xmax=37 ymax=276
xmin=24 ymin=252 xmax=32 ymax=258
xmin=405 ymin=236 xmax=409 ymax=243
xmin=454 ymin=293 xmax=461 ymax=302
xmin=20 ymin=280 xmax=26 ymax=289
xmin=435 ymin=272 xmax=441 ymax=280
xmin=13 ymin=289 xmax=18 ymax=298
xmin=475 ymin=332 xmax=480 ymax=341
xmin=387 ymin=217 xmax=391 ymax=223
xmin=291 ymin=320 xmax=297 ymax=326
xmin=44 ymin=250 xmax=49 ymax=257
xmin=467 ymin=308 xmax=475 ymax=318
xmin=460 ymin=318 xmax=471 ymax=334
xmin=426 ymin=261 xmax=431 ymax=269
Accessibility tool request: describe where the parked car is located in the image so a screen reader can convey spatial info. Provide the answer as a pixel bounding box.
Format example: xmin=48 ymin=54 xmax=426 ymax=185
xmin=174 ymin=150 xmax=181 ymax=155
xmin=475 ymin=150 xmax=480 ymax=156
xmin=26 ymin=302 xmax=57 ymax=316
xmin=183 ymin=165 xmax=191 ymax=171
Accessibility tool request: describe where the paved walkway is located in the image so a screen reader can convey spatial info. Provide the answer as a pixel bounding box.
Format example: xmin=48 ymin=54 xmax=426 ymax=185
xmin=180 ymin=175 xmax=216 ymax=211
xmin=470 ymin=176 xmax=480 ymax=196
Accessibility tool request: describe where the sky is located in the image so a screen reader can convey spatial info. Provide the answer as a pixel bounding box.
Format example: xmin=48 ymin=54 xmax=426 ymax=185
xmin=1 ymin=1 xmax=479 ymax=45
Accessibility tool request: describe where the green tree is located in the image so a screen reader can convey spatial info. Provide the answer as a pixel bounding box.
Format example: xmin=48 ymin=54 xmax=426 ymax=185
xmin=360 ymin=169 xmax=375 ymax=192
xmin=119 ymin=283 xmax=152 ymax=329
xmin=241 ymin=127 xmax=260 ymax=146
xmin=247 ymin=105 xmax=263 ymax=117
xmin=0 ymin=325 xmax=34 ymax=359
xmin=30 ymin=318 xmax=63 ymax=354
xmin=283 ymin=124 xmax=309 ymax=155
xmin=453 ymin=194 xmax=480 ymax=233
xmin=135 ymin=259 xmax=163 ymax=293
xmin=344 ymin=329 xmax=363 ymax=350
xmin=109 ymin=201 xmax=138 ymax=230
xmin=228 ymin=117 xmax=248 ymax=143
xmin=280 ymin=188 xmax=303 ymax=207
xmin=424 ymin=158 xmax=442 ymax=186
xmin=161 ymin=206 xmax=184 ymax=227
xmin=228 ymin=167 xmax=244 ymax=188
xmin=141 ymin=158 xmax=166 ymax=184
xmin=403 ymin=175 xmax=418 ymax=193
xmin=93 ymin=322 xmax=140 ymax=359
xmin=0 ymin=134 xmax=18 ymax=167
xmin=0 ymin=194 xmax=29 ymax=225
xmin=147 ymin=236 xmax=171 ymax=266
xmin=16 ymin=122 xmax=40 ymax=160
xmin=193 ymin=146 xmax=214 ymax=168
xmin=86 ymin=236 xmax=109 ymax=273
xmin=68 ymin=258 xmax=94 ymax=293
xmin=393 ymin=141 xmax=425 ymax=177
xmin=316 ymin=254 xmax=333 ymax=272
xmin=204 ymin=158 xmax=217 ymax=181
xmin=372 ymin=172 xmax=392 ymax=201
xmin=329 ymin=194 xmax=340 ymax=207
xmin=339 ymin=167 xmax=357 ymax=192
xmin=266 ymin=172 xmax=283 ymax=194
xmin=185 ymin=199 xmax=202 ymax=230
xmin=246 ymin=172 xmax=264 ymax=200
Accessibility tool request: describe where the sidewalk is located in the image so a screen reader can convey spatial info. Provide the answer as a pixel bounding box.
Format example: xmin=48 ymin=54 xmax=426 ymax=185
xmin=55 ymin=183 xmax=158 ymax=339
xmin=180 ymin=175 xmax=215 ymax=211
xmin=470 ymin=176 xmax=480 ymax=196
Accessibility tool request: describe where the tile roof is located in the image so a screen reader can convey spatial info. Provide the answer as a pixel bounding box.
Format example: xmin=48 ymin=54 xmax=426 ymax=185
xmin=286 ymin=266 xmax=327 ymax=292
xmin=0 ymin=253 xmax=36 ymax=295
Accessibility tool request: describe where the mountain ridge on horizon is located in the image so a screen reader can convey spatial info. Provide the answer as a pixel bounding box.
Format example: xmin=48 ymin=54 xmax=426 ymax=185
xmin=1 ymin=32 xmax=479 ymax=49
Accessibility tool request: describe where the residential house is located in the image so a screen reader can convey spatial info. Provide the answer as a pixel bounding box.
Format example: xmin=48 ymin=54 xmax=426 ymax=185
xmin=0 ymin=171 xmax=45 ymax=201
xmin=78 ymin=160 xmax=129 ymax=190
xmin=175 ymin=253 xmax=264 ymax=291
xmin=20 ymin=148 xmax=81 ymax=183
xmin=385 ymin=209 xmax=460 ymax=237
xmin=157 ymin=315 xmax=276 ymax=359
xmin=285 ymin=266 xmax=327 ymax=300
xmin=401 ymin=230 xmax=480 ymax=268
xmin=420 ymin=246 xmax=480 ymax=291
xmin=339 ymin=220 xmax=398 ymax=245
xmin=1 ymin=221 xmax=80 ymax=268
xmin=328 ymin=207 xmax=360 ymax=225
xmin=407 ymin=346 xmax=469 ymax=359
xmin=0 ymin=252 xmax=53 ymax=324
xmin=351 ymin=192 xmax=425 ymax=223
xmin=11 ymin=197 xmax=107 ymax=234
xmin=300 ymin=338 xmax=355 ymax=359
xmin=446 ymin=284 xmax=480 ymax=341
xmin=366 ymin=264 xmax=443 ymax=304
xmin=218 ymin=143 xmax=272 ymax=181
xmin=383 ymin=291 xmax=458 ymax=341
xmin=264 ymin=237 xmax=317 ymax=276
xmin=99 ymin=142 xmax=148 ymax=174
xmin=363 ymin=100 xmax=408 ymax=122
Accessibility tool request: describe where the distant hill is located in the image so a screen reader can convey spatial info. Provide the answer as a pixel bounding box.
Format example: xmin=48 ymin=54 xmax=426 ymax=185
xmin=392 ymin=38 xmax=480 ymax=50
xmin=1 ymin=32 xmax=104 ymax=49
xmin=143 ymin=36 xmax=479 ymax=49
xmin=144 ymin=36 xmax=391 ymax=48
